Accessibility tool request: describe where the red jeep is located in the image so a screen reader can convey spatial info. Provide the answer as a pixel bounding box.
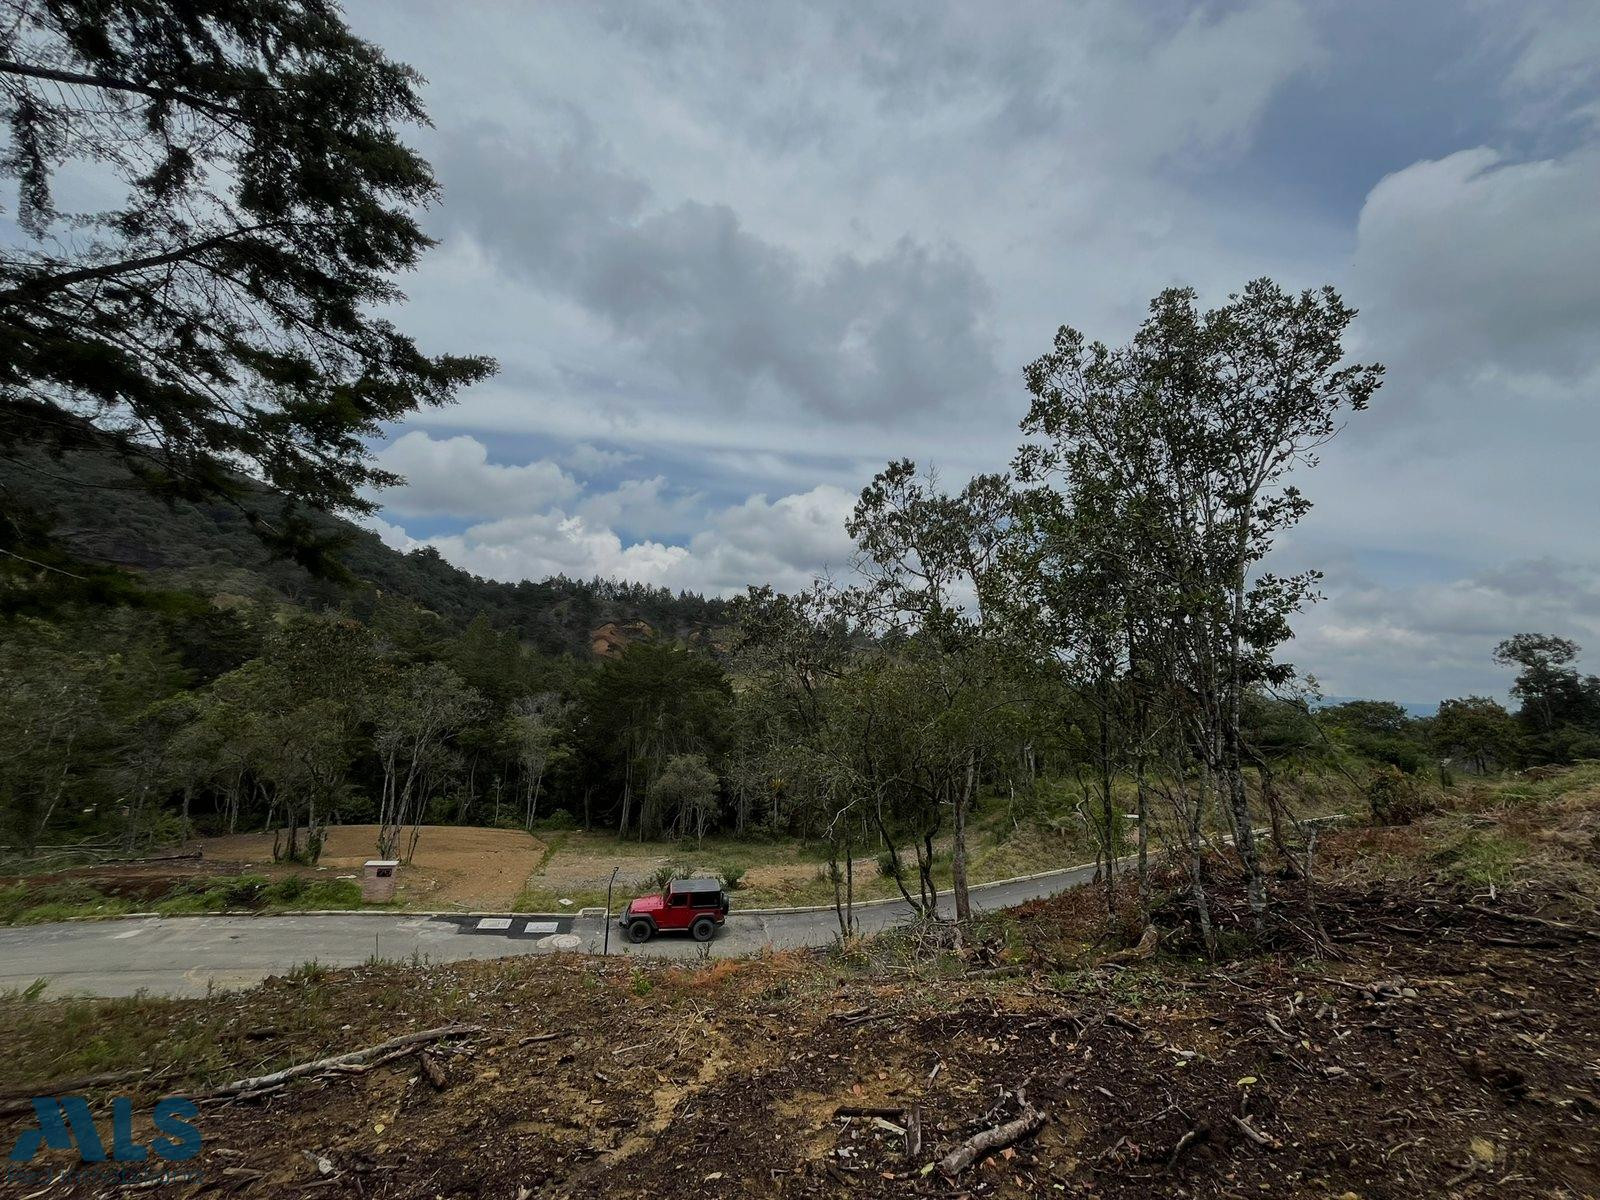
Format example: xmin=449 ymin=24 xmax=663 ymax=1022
xmin=618 ymin=877 xmax=728 ymax=943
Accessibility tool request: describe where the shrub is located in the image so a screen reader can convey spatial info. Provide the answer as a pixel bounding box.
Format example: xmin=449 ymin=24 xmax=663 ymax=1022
xmin=0 ymin=882 xmax=99 ymax=923
xmin=717 ymin=864 xmax=746 ymax=891
xmin=263 ymin=878 xmax=361 ymax=909
xmin=531 ymin=810 xmax=579 ymax=833
xmin=216 ymin=875 xmax=269 ymax=907
xmin=263 ymin=876 xmax=309 ymax=904
xmin=875 ymin=850 xmax=904 ymax=881
xmin=1367 ymin=765 xmax=1432 ymax=826
xmin=303 ymin=879 xmax=362 ymax=908
xmin=645 ymin=862 xmax=690 ymax=891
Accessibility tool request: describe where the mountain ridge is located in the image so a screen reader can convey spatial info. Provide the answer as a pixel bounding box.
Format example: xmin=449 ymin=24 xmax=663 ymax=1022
xmin=1 ymin=446 xmax=731 ymax=655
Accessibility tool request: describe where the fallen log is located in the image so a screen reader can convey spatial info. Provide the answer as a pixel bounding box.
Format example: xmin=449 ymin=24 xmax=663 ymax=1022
xmin=938 ymin=1107 xmax=1046 ymax=1176
xmin=189 ymin=1024 xmax=481 ymax=1100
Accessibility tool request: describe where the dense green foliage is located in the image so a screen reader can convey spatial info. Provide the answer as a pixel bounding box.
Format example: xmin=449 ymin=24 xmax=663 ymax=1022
xmin=0 ymin=452 xmax=737 ymax=862
xmin=2 ymin=444 xmax=731 ymax=652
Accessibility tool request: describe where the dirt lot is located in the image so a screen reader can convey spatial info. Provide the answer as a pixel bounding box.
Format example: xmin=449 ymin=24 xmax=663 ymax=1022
xmin=191 ymin=825 xmax=547 ymax=910
xmin=5 ymin=826 xmax=547 ymax=912
xmin=525 ymin=837 xmax=871 ymax=900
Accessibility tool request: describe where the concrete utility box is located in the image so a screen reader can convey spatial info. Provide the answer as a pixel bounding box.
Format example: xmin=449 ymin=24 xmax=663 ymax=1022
xmin=361 ymin=859 xmax=400 ymax=902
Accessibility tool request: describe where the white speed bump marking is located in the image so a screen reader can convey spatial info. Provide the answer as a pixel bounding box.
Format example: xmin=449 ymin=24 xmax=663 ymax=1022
xmin=475 ymin=917 xmax=513 ymax=930
xmin=524 ymin=920 xmax=558 ymax=933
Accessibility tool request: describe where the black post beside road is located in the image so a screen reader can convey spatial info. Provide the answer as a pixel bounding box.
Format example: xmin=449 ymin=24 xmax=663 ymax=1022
xmin=603 ymin=866 xmax=620 ymax=956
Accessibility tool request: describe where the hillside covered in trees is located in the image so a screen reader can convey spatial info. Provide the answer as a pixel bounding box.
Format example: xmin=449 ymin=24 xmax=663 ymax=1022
xmin=2 ymin=444 xmax=731 ymax=657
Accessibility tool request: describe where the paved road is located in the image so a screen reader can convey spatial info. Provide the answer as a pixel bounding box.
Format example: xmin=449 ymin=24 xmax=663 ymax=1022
xmin=0 ymin=861 xmax=1102 ymax=998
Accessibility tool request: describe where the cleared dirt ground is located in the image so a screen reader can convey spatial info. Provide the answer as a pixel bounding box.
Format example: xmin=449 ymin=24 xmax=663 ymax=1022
xmin=189 ymin=825 xmax=547 ymax=910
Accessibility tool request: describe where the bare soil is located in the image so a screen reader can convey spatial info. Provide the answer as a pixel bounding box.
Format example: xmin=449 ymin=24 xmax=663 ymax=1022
xmin=193 ymin=825 xmax=547 ymax=910
xmin=7 ymin=826 xmax=546 ymax=911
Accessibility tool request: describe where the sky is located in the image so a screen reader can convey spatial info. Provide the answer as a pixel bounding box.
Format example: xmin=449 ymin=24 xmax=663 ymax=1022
xmin=338 ymin=0 xmax=1600 ymax=707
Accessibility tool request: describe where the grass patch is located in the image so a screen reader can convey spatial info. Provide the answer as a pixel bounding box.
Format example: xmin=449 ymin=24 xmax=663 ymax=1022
xmin=0 ymin=882 xmax=139 ymax=924
xmin=0 ymin=874 xmax=371 ymax=926
xmin=1430 ymin=829 xmax=1531 ymax=887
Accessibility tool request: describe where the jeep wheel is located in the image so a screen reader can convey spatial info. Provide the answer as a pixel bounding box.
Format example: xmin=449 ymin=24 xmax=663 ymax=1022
xmin=625 ymin=919 xmax=653 ymax=944
xmin=690 ymin=916 xmax=716 ymax=942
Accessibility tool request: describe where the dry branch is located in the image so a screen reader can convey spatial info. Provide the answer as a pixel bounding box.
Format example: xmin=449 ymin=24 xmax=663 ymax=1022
xmin=938 ymin=1107 xmax=1046 ymax=1176
xmin=191 ymin=1024 xmax=481 ymax=1100
xmin=1460 ymin=902 xmax=1600 ymax=940
xmin=0 ymin=1068 xmax=149 ymax=1101
xmin=1232 ymin=1115 xmax=1279 ymax=1148
xmin=834 ymin=1104 xmax=906 ymax=1119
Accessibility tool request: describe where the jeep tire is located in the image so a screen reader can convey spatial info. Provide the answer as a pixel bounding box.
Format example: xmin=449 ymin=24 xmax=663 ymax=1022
xmin=626 ymin=919 xmax=653 ymax=944
xmin=690 ymin=916 xmax=716 ymax=942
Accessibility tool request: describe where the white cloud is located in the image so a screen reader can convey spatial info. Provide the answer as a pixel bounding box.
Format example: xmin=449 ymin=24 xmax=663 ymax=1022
xmin=1294 ymin=558 xmax=1600 ymax=704
xmin=1503 ymin=0 xmax=1600 ymax=127
xmin=1352 ymin=146 xmax=1600 ymax=381
xmin=682 ymin=484 xmax=857 ymax=593
xmin=375 ymin=431 xmax=579 ymax=518
xmin=577 ymin=475 xmax=703 ymax=537
xmin=565 ymin=442 xmax=641 ymax=475
xmin=357 ymin=513 xmax=422 ymax=553
xmin=428 ymin=510 xmax=691 ymax=584
xmin=323 ymin=1 xmax=1600 ymax=701
xmin=379 ymin=482 xmax=855 ymax=597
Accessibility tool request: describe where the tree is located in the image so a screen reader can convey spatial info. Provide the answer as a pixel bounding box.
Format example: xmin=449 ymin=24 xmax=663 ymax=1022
xmin=647 ymin=754 xmax=720 ymax=847
xmin=848 ymin=461 xmax=1020 ymax=923
xmin=210 ymin=615 xmax=376 ymax=861
xmin=1493 ymin=634 xmax=1600 ymax=746
xmin=1319 ymin=700 xmax=1426 ymax=773
xmin=374 ymin=662 xmax=482 ymax=861
xmin=504 ymin=693 xmax=571 ymax=830
xmin=0 ymin=0 xmax=493 ymax=553
xmin=0 ymin=617 xmax=106 ymax=851
xmin=1432 ymin=696 xmax=1520 ymax=774
xmin=1019 ymin=280 xmax=1383 ymax=935
xmin=578 ymin=641 xmax=732 ymax=839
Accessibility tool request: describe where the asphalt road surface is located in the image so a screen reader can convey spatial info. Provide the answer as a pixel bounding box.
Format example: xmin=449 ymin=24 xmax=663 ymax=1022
xmin=0 ymin=860 xmax=1103 ymax=998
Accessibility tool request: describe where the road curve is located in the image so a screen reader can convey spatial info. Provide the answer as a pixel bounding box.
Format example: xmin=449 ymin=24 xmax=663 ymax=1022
xmin=0 ymin=860 xmax=1104 ymax=998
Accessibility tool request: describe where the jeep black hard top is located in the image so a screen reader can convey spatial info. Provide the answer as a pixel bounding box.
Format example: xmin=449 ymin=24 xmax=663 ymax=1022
xmin=667 ymin=878 xmax=724 ymax=898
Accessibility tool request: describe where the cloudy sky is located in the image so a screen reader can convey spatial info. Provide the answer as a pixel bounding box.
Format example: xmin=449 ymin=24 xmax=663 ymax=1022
xmin=343 ymin=0 xmax=1600 ymax=707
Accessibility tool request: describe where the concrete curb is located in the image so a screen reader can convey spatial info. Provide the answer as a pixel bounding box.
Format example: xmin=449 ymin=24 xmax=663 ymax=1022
xmin=28 ymin=906 xmax=584 ymax=924
xmin=729 ymin=856 xmax=1115 ymax=916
